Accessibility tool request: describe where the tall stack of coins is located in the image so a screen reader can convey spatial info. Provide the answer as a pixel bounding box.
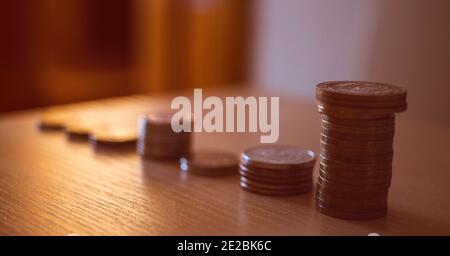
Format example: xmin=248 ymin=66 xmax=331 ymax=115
xmin=137 ymin=112 xmax=191 ymax=159
xmin=316 ymin=81 xmax=407 ymax=220
xmin=239 ymin=145 xmax=316 ymax=196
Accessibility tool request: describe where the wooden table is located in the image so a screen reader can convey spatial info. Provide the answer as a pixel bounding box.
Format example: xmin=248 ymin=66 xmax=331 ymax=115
xmin=1 ymin=88 xmax=449 ymax=235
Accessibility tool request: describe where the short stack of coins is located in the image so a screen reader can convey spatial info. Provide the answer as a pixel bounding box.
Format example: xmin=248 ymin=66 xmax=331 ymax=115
xmin=316 ymin=81 xmax=407 ymax=220
xmin=137 ymin=112 xmax=191 ymax=159
xmin=239 ymin=145 xmax=316 ymax=196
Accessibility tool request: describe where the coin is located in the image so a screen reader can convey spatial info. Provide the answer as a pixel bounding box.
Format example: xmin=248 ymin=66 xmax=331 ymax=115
xmin=240 ymin=176 xmax=311 ymax=191
xmin=320 ymin=154 xmax=392 ymax=171
xmin=316 ymin=202 xmax=387 ymax=220
xmin=239 ymin=163 xmax=313 ymax=178
xmin=322 ymin=114 xmax=395 ymax=127
xmin=321 ymin=118 xmax=395 ymax=134
xmin=316 ymin=197 xmax=387 ymax=212
xmin=316 ymin=189 xmax=388 ymax=205
xmin=318 ymin=96 xmax=407 ymax=108
xmin=37 ymin=111 xmax=73 ymax=130
xmin=319 ymin=169 xmax=390 ymax=186
xmin=320 ymin=139 xmax=393 ymax=153
xmin=318 ymin=104 xmax=401 ymax=119
xmin=90 ymin=125 xmax=137 ymax=144
xmin=239 ymin=165 xmax=312 ymax=183
xmin=180 ymin=150 xmax=238 ymax=176
xmin=317 ymin=175 xmax=390 ymax=193
xmin=321 ymin=127 xmax=395 ymax=142
xmin=240 ymin=181 xmax=312 ymax=196
xmin=241 ymin=145 xmax=316 ymax=170
xmin=316 ymin=183 xmax=389 ymax=200
xmin=321 ymin=150 xmax=393 ymax=164
xmin=319 ymin=162 xmax=391 ymax=178
xmin=316 ymin=81 xmax=407 ymax=103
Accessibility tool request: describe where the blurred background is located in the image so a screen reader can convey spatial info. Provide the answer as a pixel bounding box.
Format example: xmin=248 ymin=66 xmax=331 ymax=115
xmin=1 ymin=0 xmax=450 ymax=125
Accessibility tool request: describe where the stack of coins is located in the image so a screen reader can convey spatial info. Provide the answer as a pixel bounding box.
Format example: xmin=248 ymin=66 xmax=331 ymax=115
xmin=239 ymin=145 xmax=316 ymax=196
xmin=316 ymin=81 xmax=407 ymax=220
xmin=180 ymin=150 xmax=238 ymax=176
xmin=137 ymin=112 xmax=191 ymax=159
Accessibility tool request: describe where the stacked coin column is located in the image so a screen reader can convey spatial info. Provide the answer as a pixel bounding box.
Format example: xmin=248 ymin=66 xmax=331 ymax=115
xmin=315 ymin=81 xmax=407 ymax=220
xmin=137 ymin=112 xmax=191 ymax=159
xmin=239 ymin=145 xmax=316 ymax=196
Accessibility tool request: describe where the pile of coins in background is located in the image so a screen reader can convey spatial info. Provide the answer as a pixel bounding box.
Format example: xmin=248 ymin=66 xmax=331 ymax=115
xmin=239 ymin=145 xmax=315 ymax=196
xmin=316 ymin=81 xmax=407 ymax=220
xmin=137 ymin=112 xmax=192 ymax=159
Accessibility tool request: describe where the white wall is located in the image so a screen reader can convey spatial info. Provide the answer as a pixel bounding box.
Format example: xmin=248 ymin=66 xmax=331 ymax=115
xmin=252 ymin=0 xmax=450 ymax=125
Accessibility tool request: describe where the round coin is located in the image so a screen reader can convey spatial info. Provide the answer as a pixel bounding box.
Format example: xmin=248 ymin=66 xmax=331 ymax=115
xmin=316 ymin=183 xmax=389 ymax=200
xmin=90 ymin=125 xmax=137 ymax=144
xmin=318 ymin=104 xmax=402 ymax=119
xmin=239 ymin=167 xmax=312 ymax=184
xmin=320 ymin=155 xmax=392 ymax=171
xmin=240 ymin=176 xmax=312 ymax=191
xmin=321 ymin=127 xmax=395 ymax=142
xmin=320 ymin=150 xmax=393 ymax=164
xmin=316 ymin=189 xmax=388 ymax=208
xmin=317 ymin=175 xmax=390 ymax=193
xmin=322 ymin=114 xmax=395 ymax=127
xmin=241 ymin=145 xmax=316 ymax=170
xmin=319 ymin=162 xmax=392 ymax=178
xmin=321 ymin=119 xmax=395 ymax=134
xmin=239 ymin=163 xmax=313 ymax=178
xmin=316 ymin=202 xmax=387 ymax=220
xmin=319 ymin=168 xmax=391 ymax=186
xmin=240 ymin=181 xmax=312 ymax=196
xmin=180 ymin=150 xmax=238 ymax=176
xmin=316 ymin=81 xmax=407 ymax=103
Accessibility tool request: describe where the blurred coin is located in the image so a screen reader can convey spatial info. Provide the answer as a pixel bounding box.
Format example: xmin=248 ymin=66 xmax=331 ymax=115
xmin=90 ymin=124 xmax=137 ymax=144
xmin=37 ymin=111 xmax=74 ymax=130
xmin=137 ymin=112 xmax=192 ymax=159
xmin=180 ymin=150 xmax=238 ymax=176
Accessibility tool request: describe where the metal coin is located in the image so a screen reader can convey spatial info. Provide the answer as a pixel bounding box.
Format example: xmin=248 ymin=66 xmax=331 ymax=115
xmin=241 ymin=145 xmax=316 ymax=170
xmin=180 ymin=150 xmax=238 ymax=176
xmin=240 ymin=181 xmax=312 ymax=196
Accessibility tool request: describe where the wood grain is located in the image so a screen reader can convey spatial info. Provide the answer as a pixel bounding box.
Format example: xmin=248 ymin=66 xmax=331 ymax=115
xmin=0 ymin=88 xmax=449 ymax=235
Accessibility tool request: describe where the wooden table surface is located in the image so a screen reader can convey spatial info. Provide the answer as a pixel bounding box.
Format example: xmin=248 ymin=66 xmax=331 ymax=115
xmin=0 ymin=88 xmax=449 ymax=236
